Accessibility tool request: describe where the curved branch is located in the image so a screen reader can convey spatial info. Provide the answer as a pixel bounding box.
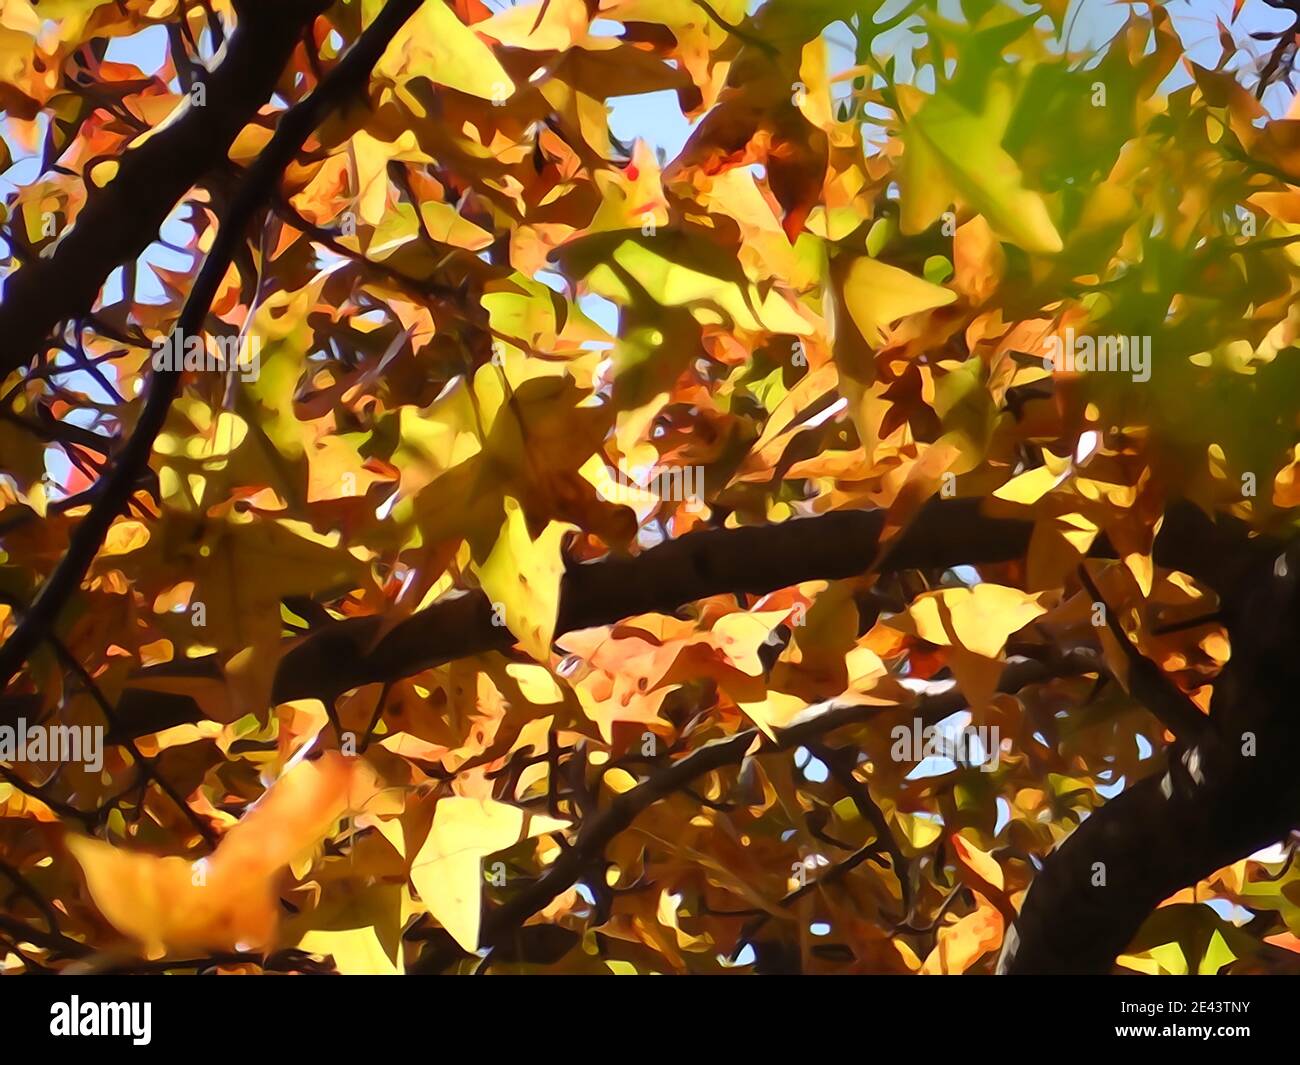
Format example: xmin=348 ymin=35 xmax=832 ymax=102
xmin=412 ymin=651 xmax=1102 ymax=973
xmin=1003 ymin=537 xmax=1300 ymax=973
xmin=1076 ymin=562 xmax=1210 ymax=743
xmin=274 ymin=499 xmax=1274 ymax=701
xmin=999 ymin=755 xmax=1300 ymax=973
xmin=96 ymin=496 xmax=1264 ymax=743
xmin=810 ymin=741 xmax=913 ymax=922
xmin=0 ymin=0 xmax=429 ymax=693
xmin=0 ymin=0 xmax=331 ymax=381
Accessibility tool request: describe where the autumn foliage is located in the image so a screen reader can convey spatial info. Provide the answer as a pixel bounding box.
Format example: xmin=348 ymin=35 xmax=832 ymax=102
xmin=4 ymin=0 xmax=1300 ymax=976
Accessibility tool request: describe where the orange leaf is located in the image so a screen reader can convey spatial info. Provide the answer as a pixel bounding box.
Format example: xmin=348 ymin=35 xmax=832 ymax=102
xmin=68 ymin=752 xmax=375 ymax=958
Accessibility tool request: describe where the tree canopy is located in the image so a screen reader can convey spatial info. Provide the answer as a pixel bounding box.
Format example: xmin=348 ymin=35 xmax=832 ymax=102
xmin=3 ymin=0 xmax=1300 ymax=976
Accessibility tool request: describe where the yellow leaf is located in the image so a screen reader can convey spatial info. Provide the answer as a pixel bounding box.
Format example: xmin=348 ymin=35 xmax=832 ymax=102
xmin=1274 ymin=446 xmax=1300 ymax=507
xmin=899 ymin=82 xmax=1062 ymax=255
xmin=710 ymin=609 xmax=790 ymax=676
xmin=505 ymin=662 xmax=566 ymax=704
xmin=1124 ymin=550 xmax=1155 ymax=598
xmin=410 ymin=797 xmax=568 ymax=953
xmin=299 ymin=926 xmax=403 ymax=975
xmin=950 ymin=832 xmax=1004 ymax=891
xmin=576 ymin=675 xmax=676 ymax=743
xmin=379 ymin=0 xmax=514 ymax=102
xmin=393 ymin=377 xmax=483 ymax=495
xmin=583 ymin=237 xmax=814 ymax=336
xmin=603 ymin=768 xmax=640 ymax=795
xmin=945 ymin=645 xmax=1007 ymax=711
xmin=418 ymin=200 xmax=494 ymax=250
xmin=993 ymin=464 xmax=1068 ymax=506
xmin=1027 ymin=512 xmax=1098 ymax=592
xmin=841 ymin=256 xmax=957 ymax=347
xmin=352 ymin=129 xmax=428 ymax=226
xmin=953 ymin=215 xmax=1005 ymax=303
xmin=892 ymin=584 xmax=1048 ymax=660
xmin=477 ymin=497 xmax=573 ymax=663
xmin=933 ymin=357 xmax=995 ymax=475
xmin=895 ymin=810 xmax=944 ymax=850
xmin=920 ymin=895 xmax=1004 ymax=974
xmin=737 ymin=690 xmax=809 ymax=741
xmin=589 ymin=139 xmax=670 ymax=236
xmin=478 ymin=0 xmax=589 ymax=51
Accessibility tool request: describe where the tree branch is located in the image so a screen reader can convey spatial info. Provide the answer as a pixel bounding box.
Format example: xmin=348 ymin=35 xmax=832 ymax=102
xmin=281 ymin=499 xmax=1271 ymax=703
xmin=998 ymin=755 xmax=1300 ymax=973
xmin=0 ymin=0 xmax=430 ymax=694
xmin=1002 ymin=538 xmax=1300 ymax=973
xmin=48 ymin=634 xmax=216 ymax=849
xmin=411 ymin=651 xmax=1101 ymax=973
xmin=809 ymin=741 xmax=913 ymax=922
xmin=96 ymin=496 xmax=1266 ymax=744
xmin=0 ymin=0 xmax=331 ymax=382
xmin=1076 ymin=562 xmax=1211 ymax=744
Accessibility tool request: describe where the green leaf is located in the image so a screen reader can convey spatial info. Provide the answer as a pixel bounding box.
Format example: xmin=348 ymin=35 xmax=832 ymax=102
xmin=899 ymin=81 xmax=1063 ymax=255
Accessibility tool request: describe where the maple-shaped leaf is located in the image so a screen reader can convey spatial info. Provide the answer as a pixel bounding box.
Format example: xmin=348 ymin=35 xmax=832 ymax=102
xmin=891 ymin=584 xmax=1048 ymax=659
xmin=378 ymin=0 xmax=514 ymax=101
xmin=410 ymin=796 xmax=568 ymax=953
xmin=887 ymin=584 xmax=1048 ymax=707
xmin=898 ymin=81 xmax=1063 ymax=255
xmin=920 ymin=894 xmax=1005 ymax=974
xmin=476 ymin=496 xmax=573 ymax=663
xmin=840 ymin=256 xmax=958 ymax=347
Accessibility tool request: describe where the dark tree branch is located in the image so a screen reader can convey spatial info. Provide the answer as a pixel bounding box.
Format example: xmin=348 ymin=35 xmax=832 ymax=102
xmin=372 ymin=498 xmax=1265 ymax=710
xmin=0 ymin=858 xmax=61 ymax=935
xmin=999 ymin=752 xmax=1300 ymax=973
xmin=0 ymin=764 xmax=98 ymax=831
xmin=48 ymin=634 xmax=217 ymax=849
xmin=412 ymin=651 xmax=1101 ymax=973
xmin=0 ymin=913 xmax=91 ymax=960
xmin=1076 ymin=563 xmax=1210 ymax=744
xmin=730 ymin=840 xmax=889 ymax=962
xmin=809 ymin=741 xmax=913 ymax=922
xmin=0 ymin=0 xmax=430 ymax=694
xmin=0 ymin=0 xmax=331 ymax=382
xmin=1002 ymin=539 xmax=1300 ymax=973
xmin=270 ymin=195 xmax=460 ymax=305
xmin=0 ymin=406 xmax=114 ymax=455
xmin=93 ymin=497 xmax=1268 ymax=744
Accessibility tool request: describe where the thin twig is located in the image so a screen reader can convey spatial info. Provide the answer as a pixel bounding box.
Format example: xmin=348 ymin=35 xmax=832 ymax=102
xmin=48 ymin=635 xmax=217 ymax=849
xmin=809 ymin=741 xmax=913 ymax=923
xmin=0 ymin=0 xmax=428 ymax=694
xmin=412 ymin=651 xmax=1101 ymax=973
xmin=1076 ymin=564 xmax=1210 ymax=743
